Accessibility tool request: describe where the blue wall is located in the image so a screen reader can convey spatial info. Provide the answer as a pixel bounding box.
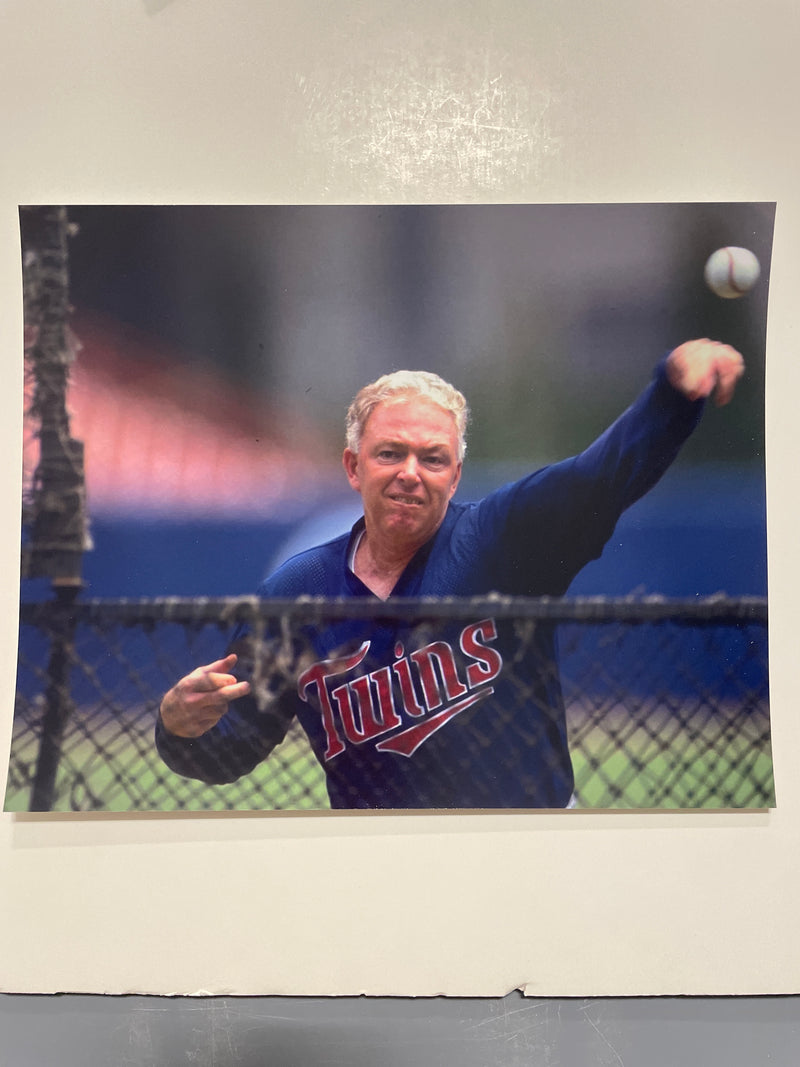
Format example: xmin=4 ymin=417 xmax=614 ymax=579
xmin=21 ymin=464 xmax=766 ymax=602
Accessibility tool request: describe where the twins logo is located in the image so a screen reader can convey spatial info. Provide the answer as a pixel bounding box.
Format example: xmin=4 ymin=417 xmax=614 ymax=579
xmin=297 ymin=618 xmax=503 ymax=761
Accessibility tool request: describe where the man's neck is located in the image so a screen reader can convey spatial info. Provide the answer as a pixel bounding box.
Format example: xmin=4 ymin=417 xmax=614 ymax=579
xmin=352 ymin=530 xmax=420 ymax=600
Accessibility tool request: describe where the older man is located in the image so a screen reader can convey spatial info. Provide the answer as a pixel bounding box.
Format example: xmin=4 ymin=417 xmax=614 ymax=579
xmin=156 ymin=339 xmax=744 ymax=809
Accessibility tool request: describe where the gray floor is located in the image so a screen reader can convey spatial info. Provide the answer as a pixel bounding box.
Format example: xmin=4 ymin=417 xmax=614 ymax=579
xmin=1 ymin=993 xmax=799 ymax=1066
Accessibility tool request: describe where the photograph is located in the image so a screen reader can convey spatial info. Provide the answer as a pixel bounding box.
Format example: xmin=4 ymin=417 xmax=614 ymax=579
xmin=8 ymin=202 xmax=774 ymax=813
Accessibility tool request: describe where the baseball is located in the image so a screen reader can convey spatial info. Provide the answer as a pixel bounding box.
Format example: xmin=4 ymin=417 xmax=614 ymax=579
xmin=703 ymin=246 xmax=761 ymax=299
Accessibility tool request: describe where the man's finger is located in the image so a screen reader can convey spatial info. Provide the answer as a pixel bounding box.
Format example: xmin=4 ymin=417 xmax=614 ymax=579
xmin=688 ymin=368 xmax=716 ymax=401
xmin=203 ymin=670 xmax=241 ymax=690
xmin=189 ymin=657 xmax=243 ymax=694
xmin=678 ymin=362 xmax=715 ymax=401
xmin=202 ymin=653 xmax=238 ymax=674
xmin=712 ymin=352 xmax=745 ymax=406
xmin=181 ymin=669 xmax=250 ymax=704
xmin=217 ymin=680 xmax=251 ymax=702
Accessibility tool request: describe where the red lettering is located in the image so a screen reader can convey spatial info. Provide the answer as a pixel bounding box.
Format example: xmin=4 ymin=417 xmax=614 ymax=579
xmin=370 ymin=665 xmax=404 ymax=733
xmin=392 ymin=654 xmax=426 ymax=718
xmin=376 ymin=689 xmax=493 ymax=757
xmin=331 ymin=668 xmax=403 ymax=745
xmin=460 ymin=619 xmax=503 ymax=688
xmin=296 ymin=619 xmax=503 ymax=762
xmin=297 ymin=642 xmax=370 ymax=760
xmin=410 ymin=642 xmax=468 ymax=711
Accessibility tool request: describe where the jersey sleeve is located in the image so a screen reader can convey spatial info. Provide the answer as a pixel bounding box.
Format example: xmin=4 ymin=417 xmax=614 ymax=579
xmin=474 ymin=359 xmax=705 ymax=594
xmin=155 ymin=688 xmax=295 ymax=786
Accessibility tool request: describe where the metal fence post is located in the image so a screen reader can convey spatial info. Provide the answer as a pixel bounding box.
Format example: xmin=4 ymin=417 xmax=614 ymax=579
xmin=29 ymin=585 xmax=81 ymax=811
xmin=20 ymin=206 xmax=89 ymax=811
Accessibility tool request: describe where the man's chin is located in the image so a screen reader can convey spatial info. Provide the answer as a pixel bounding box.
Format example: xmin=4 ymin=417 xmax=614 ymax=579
xmin=384 ymin=512 xmax=433 ymax=540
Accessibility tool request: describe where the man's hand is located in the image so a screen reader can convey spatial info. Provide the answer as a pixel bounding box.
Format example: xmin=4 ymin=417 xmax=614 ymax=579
xmin=159 ymin=654 xmax=251 ymax=738
xmin=666 ymin=339 xmax=745 ymax=406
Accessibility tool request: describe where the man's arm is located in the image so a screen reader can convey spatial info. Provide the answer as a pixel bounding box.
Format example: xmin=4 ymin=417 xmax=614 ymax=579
xmin=478 ymin=338 xmax=746 ymax=595
xmin=155 ymin=547 xmax=334 ymax=785
xmin=562 ymin=339 xmax=746 ymax=563
xmin=569 ymin=338 xmax=745 ymax=506
xmin=156 ymin=648 xmax=295 ymax=785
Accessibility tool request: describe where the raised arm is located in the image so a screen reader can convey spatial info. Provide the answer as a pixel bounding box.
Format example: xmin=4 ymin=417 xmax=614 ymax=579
xmin=480 ymin=338 xmax=746 ymax=595
xmin=567 ymin=337 xmax=746 ymax=513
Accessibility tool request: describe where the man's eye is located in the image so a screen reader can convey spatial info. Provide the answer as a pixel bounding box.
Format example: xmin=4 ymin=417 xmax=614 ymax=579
xmin=378 ymin=450 xmax=399 ymax=461
xmin=424 ymin=456 xmax=446 ymax=468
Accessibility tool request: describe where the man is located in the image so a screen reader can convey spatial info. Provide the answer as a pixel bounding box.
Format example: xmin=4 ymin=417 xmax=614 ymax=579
xmin=156 ymin=339 xmax=745 ymax=809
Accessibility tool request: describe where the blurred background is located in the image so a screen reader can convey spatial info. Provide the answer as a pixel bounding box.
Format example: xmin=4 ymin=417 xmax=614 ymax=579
xmin=21 ymin=202 xmax=773 ymax=601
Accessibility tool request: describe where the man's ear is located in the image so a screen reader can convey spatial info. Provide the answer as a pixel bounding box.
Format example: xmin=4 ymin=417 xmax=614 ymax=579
xmin=342 ymin=448 xmax=361 ymax=491
xmin=449 ymin=461 xmax=463 ymax=498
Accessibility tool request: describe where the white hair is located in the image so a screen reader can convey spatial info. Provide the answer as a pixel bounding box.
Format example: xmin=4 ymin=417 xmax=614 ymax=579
xmin=345 ymin=370 xmax=469 ymax=462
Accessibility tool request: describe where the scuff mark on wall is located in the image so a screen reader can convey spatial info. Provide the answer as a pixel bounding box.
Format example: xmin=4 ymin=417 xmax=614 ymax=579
xmin=295 ymin=45 xmax=561 ymax=200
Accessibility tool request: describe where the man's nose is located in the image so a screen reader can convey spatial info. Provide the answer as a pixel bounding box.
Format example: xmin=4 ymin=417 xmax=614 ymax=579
xmin=397 ymin=455 xmax=421 ymax=481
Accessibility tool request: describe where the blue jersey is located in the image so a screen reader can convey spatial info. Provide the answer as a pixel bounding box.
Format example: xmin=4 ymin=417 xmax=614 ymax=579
xmin=156 ymin=363 xmax=703 ymax=808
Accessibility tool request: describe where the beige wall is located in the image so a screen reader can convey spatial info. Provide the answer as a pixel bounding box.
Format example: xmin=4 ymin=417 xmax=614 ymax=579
xmin=0 ymin=0 xmax=798 ymax=996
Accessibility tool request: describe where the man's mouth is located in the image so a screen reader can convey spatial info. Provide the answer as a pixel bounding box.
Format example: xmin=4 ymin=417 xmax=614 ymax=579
xmin=389 ymin=494 xmax=424 ymax=506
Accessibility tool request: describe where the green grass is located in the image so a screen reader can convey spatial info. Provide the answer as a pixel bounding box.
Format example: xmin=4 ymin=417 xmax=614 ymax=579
xmin=571 ymin=743 xmax=775 ymax=809
xmin=4 ymin=717 xmax=329 ymax=813
xmin=5 ymin=702 xmax=775 ymax=813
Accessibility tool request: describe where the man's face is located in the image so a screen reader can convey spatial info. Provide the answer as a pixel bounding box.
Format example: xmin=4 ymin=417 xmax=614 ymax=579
xmin=343 ymin=396 xmax=462 ymax=551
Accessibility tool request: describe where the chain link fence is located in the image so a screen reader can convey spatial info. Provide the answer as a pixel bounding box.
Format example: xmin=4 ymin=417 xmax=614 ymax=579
xmin=6 ymin=595 xmax=773 ymax=812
